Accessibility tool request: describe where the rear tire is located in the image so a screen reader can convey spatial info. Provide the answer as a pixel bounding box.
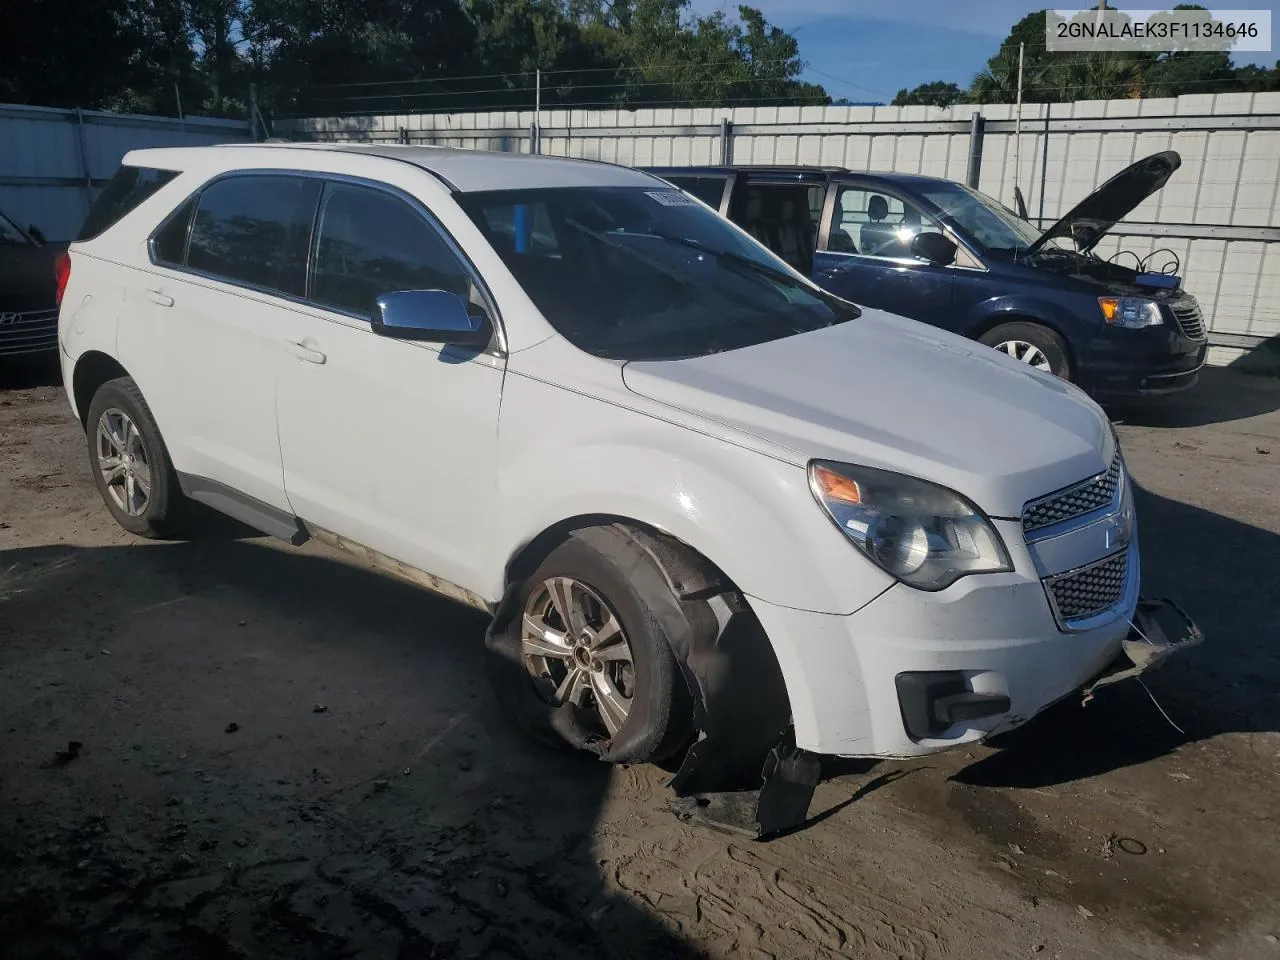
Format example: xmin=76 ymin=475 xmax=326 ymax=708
xmin=979 ymin=321 xmax=1072 ymax=381
xmin=85 ymin=376 xmax=188 ymax=539
xmin=489 ymin=532 xmax=696 ymax=765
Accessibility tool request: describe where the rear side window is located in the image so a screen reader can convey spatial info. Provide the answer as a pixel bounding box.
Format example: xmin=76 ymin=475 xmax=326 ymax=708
xmin=310 ymin=182 xmax=470 ymax=316
xmin=186 ymin=175 xmax=320 ymax=295
xmin=78 ymin=166 xmax=179 ymax=241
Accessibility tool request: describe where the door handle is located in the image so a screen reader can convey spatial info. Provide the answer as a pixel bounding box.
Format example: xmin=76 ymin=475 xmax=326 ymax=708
xmin=284 ymin=339 xmax=326 ymax=365
xmin=147 ymin=289 xmax=174 ymax=307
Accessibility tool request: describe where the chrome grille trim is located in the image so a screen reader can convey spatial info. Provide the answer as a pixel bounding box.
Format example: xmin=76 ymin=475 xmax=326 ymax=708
xmin=1043 ymin=549 xmax=1129 ymax=628
xmin=0 ymin=307 xmax=58 ymax=356
xmin=1169 ymin=299 xmax=1207 ymax=341
xmin=1022 ymin=452 xmax=1123 ymax=537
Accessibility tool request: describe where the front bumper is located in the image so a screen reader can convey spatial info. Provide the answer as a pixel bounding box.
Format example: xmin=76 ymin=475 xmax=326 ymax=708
xmin=751 ymin=566 xmax=1136 ymax=758
xmin=1080 ymin=325 xmax=1207 ymax=400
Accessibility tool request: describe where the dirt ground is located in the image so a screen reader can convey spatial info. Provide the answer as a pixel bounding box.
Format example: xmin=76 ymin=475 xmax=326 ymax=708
xmin=2 ymin=360 xmax=1279 ymax=960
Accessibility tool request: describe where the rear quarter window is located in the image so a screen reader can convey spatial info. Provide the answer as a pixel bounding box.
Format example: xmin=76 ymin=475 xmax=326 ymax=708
xmin=77 ymin=166 xmax=180 ymax=241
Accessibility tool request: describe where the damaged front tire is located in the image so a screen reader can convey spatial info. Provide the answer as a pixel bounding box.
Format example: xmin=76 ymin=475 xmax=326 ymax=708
xmin=487 ymin=531 xmax=696 ymax=764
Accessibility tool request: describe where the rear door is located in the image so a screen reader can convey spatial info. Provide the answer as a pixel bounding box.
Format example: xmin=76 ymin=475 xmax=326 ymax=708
xmin=814 ymin=180 xmax=955 ymax=326
xmin=120 ymin=172 xmax=320 ymax=514
xmin=729 ymin=176 xmax=825 ymax=275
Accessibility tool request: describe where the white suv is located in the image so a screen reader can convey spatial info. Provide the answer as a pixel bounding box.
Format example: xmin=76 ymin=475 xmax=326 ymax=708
xmin=58 ymin=144 xmax=1195 ymax=802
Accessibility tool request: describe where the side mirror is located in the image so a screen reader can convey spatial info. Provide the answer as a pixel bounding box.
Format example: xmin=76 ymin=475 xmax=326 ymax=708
xmin=27 ymin=224 xmax=46 ymax=245
xmin=911 ymin=232 xmax=957 ymax=267
xmin=371 ymin=289 xmax=491 ymax=348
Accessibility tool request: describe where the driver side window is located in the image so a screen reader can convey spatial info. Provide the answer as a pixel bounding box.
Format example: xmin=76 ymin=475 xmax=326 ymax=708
xmin=830 ymin=186 xmax=942 ymax=260
xmin=310 ymin=182 xmax=471 ymax=317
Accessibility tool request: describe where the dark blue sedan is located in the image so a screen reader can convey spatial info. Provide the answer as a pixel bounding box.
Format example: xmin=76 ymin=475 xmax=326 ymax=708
xmin=646 ymin=154 xmax=1207 ymax=399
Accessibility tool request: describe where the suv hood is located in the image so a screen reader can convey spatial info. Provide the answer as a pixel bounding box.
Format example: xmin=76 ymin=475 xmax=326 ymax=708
xmin=1024 ymin=150 xmax=1180 ymax=256
xmin=621 ymin=310 xmax=1112 ymax=519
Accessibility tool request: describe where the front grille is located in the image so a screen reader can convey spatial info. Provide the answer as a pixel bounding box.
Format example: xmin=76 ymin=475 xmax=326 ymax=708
xmin=1169 ymin=299 xmax=1207 ymax=341
xmin=0 ymin=307 xmax=58 ymax=356
xmin=1022 ymin=453 xmax=1122 ymax=535
xmin=1045 ymin=549 xmax=1129 ymax=625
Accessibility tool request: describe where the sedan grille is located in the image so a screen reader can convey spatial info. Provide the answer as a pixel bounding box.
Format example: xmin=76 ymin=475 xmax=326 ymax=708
xmin=1044 ymin=550 xmax=1129 ymax=625
xmin=1022 ymin=453 xmax=1122 ymax=536
xmin=0 ymin=307 xmax=59 ymax=357
xmin=1169 ymin=300 xmax=1206 ymax=341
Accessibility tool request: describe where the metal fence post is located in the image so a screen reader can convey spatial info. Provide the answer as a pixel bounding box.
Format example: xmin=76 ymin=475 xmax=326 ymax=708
xmin=966 ymin=112 xmax=985 ymax=189
xmin=248 ymin=83 xmax=260 ymax=142
xmin=720 ymin=117 xmax=733 ymax=165
xmin=1038 ymin=102 xmax=1052 ymax=223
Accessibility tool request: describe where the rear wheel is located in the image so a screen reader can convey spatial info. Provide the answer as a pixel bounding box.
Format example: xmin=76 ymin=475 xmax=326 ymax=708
xmin=85 ymin=376 xmax=188 ymax=538
xmin=979 ymin=321 xmax=1072 ymax=381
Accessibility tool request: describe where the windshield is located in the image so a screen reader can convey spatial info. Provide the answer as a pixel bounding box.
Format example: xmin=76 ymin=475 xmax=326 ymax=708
xmin=456 ymin=186 xmax=858 ymax=361
xmin=916 ymin=181 xmax=1058 ymax=256
xmin=0 ymin=210 xmax=31 ymax=246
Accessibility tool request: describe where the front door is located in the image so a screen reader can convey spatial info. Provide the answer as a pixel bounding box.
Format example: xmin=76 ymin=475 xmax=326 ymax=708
xmin=274 ymin=179 xmax=504 ymax=597
xmin=814 ymin=182 xmax=956 ymax=328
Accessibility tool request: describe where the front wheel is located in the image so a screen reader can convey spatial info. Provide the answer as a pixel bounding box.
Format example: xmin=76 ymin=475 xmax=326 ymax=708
xmin=979 ymin=321 xmax=1072 ymax=381
xmin=488 ymin=532 xmax=695 ymax=764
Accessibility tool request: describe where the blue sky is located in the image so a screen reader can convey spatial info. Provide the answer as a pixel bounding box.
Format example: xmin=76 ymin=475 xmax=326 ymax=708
xmin=688 ymin=1 xmax=1279 ymax=103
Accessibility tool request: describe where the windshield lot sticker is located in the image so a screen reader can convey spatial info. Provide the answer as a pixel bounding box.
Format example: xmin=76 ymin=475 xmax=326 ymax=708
xmin=646 ymin=190 xmax=698 ymax=206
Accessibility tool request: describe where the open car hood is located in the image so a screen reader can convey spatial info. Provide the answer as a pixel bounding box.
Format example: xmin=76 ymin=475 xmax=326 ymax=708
xmin=1024 ymin=150 xmax=1180 ymax=256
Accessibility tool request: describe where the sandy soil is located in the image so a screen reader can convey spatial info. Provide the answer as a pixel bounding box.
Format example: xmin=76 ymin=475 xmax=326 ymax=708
xmin=2 ymin=361 xmax=1279 ymax=960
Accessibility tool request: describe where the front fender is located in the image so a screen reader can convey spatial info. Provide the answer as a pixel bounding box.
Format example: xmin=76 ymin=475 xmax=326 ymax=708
xmin=958 ymin=292 xmax=1090 ymax=342
xmin=493 ymin=366 xmax=894 ymax=615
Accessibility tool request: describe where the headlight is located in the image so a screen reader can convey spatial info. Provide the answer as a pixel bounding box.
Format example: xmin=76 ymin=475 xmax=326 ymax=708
xmin=1098 ymin=297 xmax=1163 ymax=329
xmin=808 ymin=461 xmax=1012 ymax=591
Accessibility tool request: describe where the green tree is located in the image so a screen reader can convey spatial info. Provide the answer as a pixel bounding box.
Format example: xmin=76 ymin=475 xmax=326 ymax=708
xmin=892 ymin=81 xmax=965 ymax=107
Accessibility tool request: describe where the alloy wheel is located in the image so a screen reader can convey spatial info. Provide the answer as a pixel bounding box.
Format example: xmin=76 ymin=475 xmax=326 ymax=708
xmin=95 ymin=408 xmax=152 ymax=517
xmin=521 ymin=577 xmax=635 ymax=737
xmin=993 ymin=339 xmax=1053 ymax=372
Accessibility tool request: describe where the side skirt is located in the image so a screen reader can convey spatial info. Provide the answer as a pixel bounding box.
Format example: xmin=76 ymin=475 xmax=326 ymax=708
xmin=178 ymin=473 xmax=309 ymax=545
xmin=305 ymin=524 xmax=493 ymax=614
xmin=176 ymin=472 xmax=492 ymax=614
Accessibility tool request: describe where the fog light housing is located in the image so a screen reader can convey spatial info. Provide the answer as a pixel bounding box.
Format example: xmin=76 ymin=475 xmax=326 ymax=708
xmin=895 ymin=671 xmax=1012 ymax=741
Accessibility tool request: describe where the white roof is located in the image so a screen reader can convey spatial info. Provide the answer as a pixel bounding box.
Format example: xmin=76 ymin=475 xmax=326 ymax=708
xmin=123 ymin=142 xmax=659 ymax=193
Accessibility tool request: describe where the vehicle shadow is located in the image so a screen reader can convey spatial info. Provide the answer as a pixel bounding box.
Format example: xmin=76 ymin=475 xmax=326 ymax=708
xmin=954 ymin=482 xmax=1280 ymax=789
xmin=0 ymin=355 xmax=61 ymax=390
xmin=0 ymin=539 xmax=703 ymax=959
xmin=1107 ymin=364 xmax=1280 ymax=428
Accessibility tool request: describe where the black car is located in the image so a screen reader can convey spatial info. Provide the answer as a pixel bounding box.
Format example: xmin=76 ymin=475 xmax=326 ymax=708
xmin=0 ymin=208 xmax=64 ymax=361
xmin=645 ymin=156 xmax=1207 ymax=400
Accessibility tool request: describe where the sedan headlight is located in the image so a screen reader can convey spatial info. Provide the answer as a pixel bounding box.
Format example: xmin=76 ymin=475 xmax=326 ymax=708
xmin=1098 ymin=297 xmax=1163 ymax=329
xmin=808 ymin=461 xmax=1012 ymax=591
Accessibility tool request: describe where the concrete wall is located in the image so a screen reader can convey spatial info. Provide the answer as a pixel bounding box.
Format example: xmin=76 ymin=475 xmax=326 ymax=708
xmin=289 ymin=92 xmax=1280 ymax=364
xmin=0 ymin=104 xmax=250 ymax=242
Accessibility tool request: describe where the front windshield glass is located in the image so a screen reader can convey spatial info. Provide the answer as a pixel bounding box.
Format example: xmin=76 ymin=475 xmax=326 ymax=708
xmin=456 ymin=186 xmax=858 ymax=361
xmin=0 ymin=211 xmax=31 ymax=246
xmin=916 ymin=181 xmax=1060 ymax=256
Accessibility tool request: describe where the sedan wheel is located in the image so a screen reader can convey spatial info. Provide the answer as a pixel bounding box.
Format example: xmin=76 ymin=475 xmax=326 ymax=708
xmin=993 ymin=339 xmax=1052 ymax=372
xmin=96 ymin=408 xmax=152 ymax=517
xmin=521 ymin=576 xmax=636 ymax=737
